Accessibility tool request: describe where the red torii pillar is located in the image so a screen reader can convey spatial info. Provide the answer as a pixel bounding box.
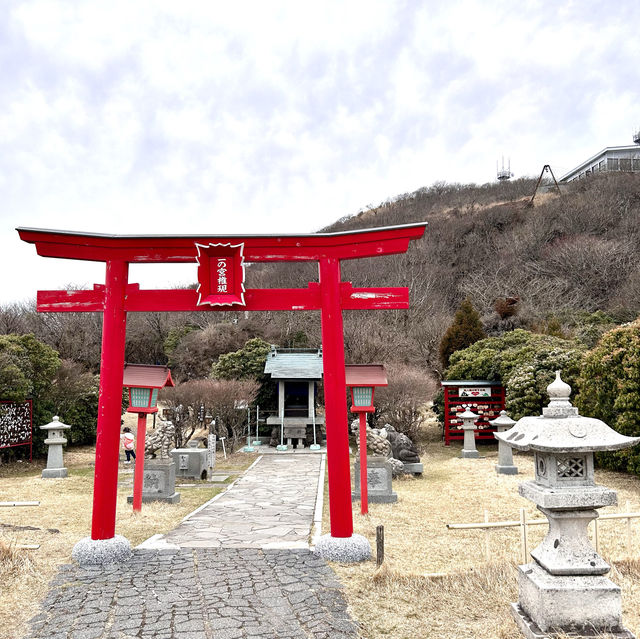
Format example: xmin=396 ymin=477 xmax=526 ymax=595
xmin=18 ymin=223 xmax=426 ymax=550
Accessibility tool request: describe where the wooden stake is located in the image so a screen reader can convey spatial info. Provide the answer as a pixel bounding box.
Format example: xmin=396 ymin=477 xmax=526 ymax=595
xmin=376 ymin=525 xmax=384 ymax=567
xmin=627 ymin=500 xmax=632 ymax=552
xmin=520 ymin=508 xmax=528 ymax=564
xmin=484 ymin=510 xmax=490 ymax=561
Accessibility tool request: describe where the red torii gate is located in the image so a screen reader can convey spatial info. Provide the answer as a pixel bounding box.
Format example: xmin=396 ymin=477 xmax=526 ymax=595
xmin=18 ymin=223 xmax=426 ymax=547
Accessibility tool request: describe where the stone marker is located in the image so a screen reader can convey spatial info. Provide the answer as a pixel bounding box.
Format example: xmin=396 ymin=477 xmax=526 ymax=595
xmin=496 ymin=371 xmax=639 ymax=639
xmin=170 ymin=447 xmax=207 ymax=480
xmin=128 ymin=459 xmax=180 ymax=504
xmin=492 ymin=410 xmax=518 ymax=474
xmin=460 ymin=407 xmax=480 ymax=458
xmin=352 ymin=456 xmax=397 ymax=503
xmin=41 ymin=416 xmax=71 ymax=478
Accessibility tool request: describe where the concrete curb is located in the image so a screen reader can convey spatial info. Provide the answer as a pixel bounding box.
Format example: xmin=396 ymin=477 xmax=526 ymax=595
xmin=310 ymin=453 xmax=326 ymax=549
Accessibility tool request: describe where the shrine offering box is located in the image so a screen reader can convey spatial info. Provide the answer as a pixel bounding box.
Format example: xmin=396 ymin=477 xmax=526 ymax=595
xmin=441 ymin=380 xmax=505 ymax=445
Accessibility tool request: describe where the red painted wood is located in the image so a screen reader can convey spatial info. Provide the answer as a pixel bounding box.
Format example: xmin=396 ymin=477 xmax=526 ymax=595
xmin=21 ymin=223 xmax=428 ymax=545
xmin=444 ymin=387 xmax=451 ymax=446
xmin=91 ymin=260 xmax=129 ymax=540
xmin=18 ymin=223 xmax=427 ymax=263
xmin=358 ymin=412 xmax=368 ymax=516
xmin=319 ymin=257 xmax=353 ymax=538
xmin=132 ymin=413 xmax=147 ymax=512
xmin=443 ymin=384 xmax=506 ymax=443
xmin=37 ymin=289 xmax=105 ymax=312
xmin=36 ymin=283 xmax=410 ymax=313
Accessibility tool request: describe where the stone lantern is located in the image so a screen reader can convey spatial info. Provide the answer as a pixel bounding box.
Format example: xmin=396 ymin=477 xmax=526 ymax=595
xmin=41 ymin=416 xmax=71 ymax=478
xmin=491 ymin=411 xmax=517 ymax=475
xmin=496 ymin=371 xmax=640 ymax=638
xmin=460 ymin=407 xmax=479 ymax=458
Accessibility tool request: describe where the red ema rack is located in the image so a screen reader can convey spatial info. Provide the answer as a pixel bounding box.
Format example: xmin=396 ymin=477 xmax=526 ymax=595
xmin=442 ymin=381 xmax=505 ymax=445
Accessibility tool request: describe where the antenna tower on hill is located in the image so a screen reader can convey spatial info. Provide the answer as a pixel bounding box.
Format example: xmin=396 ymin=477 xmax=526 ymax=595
xmin=633 ymin=127 xmax=640 ymax=145
xmin=497 ymin=156 xmax=513 ymax=181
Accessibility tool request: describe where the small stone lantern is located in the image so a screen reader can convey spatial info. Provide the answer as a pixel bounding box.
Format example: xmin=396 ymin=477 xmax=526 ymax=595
xmin=460 ymin=407 xmax=479 ymax=458
xmin=491 ymin=411 xmax=517 ymax=475
xmin=41 ymin=416 xmax=71 ymax=478
xmin=496 ymin=371 xmax=640 ymax=638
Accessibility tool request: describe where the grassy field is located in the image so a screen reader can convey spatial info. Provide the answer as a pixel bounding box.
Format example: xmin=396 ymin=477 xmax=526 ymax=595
xmin=0 ymin=447 xmax=256 ymax=639
xmin=3 ymin=426 xmax=640 ymax=639
xmin=324 ymin=419 xmax=640 ymax=639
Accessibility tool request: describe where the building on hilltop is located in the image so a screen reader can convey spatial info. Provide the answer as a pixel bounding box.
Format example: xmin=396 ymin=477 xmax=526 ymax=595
xmin=560 ymin=135 xmax=640 ymax=183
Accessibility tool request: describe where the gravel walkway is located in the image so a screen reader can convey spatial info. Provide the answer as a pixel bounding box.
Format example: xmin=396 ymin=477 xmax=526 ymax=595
xmin=25 ymin=453 xmax=359 ymax=639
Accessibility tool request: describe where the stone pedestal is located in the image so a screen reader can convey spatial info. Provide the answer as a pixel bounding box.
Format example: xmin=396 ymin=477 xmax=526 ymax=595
xmin=402 ymin=462 xmax=423 ymax=475
xmin=128 ymin=459 xmax=180 ymax=504
xmin=492 ymin=411 xmax=518 ymax=474
xmin=284 ymin=425 xmax=306 ymax=449
xmin=170 ymin=448 xmax=207 ymax=480
xmin=461 ymin=429 xmax=479 ymax=457
xmin=513 ymin=562 xmax=633 ymax=638
xmin=352 ymin=456 xmax=397 ymax=503
xmin=41 ymin=416 xmax=71 ymax=478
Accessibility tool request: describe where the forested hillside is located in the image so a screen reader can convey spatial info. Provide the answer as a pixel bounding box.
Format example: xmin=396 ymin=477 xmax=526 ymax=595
xmin=2 ymin=172 xmax=639 ymax=381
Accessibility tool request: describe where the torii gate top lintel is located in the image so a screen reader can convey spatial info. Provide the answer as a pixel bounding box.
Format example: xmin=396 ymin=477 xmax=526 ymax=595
xmin=17 ymin=222 xmax=427 ymax=263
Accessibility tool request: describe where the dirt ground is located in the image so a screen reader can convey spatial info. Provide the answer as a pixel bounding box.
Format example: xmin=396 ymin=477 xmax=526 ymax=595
xmin=324 ymin=420 xmax=640 ymax=639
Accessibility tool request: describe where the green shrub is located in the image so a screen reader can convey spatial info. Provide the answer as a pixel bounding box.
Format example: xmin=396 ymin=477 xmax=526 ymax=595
xmin=444 ymin=329 xmax=586 ymax=420
xmin=211 ymin=338 xmax=276 ymax=410
xmin=577 ymin=319 xmax=640 ymax=474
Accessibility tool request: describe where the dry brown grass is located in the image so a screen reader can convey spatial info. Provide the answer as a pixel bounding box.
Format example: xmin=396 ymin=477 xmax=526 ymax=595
xmin=0 ymin=446 xmax=255 ymax=639
xmin=324 ymin=418 xmax=640 ymax=639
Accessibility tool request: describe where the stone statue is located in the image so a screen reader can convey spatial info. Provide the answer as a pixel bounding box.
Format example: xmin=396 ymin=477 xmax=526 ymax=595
xmin=382 ymin=424 xmax=421 ymax=464
xmin=145 ymin=420 xmax=176 ymax=459
xmin=351 ymin=419 xmax=404 ymax=476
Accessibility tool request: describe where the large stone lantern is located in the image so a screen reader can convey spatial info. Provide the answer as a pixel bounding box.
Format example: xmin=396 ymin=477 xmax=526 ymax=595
xmin=496 ymin=371 xmax=639 ymax=638
xmin=41 ymin=416 xmax=71 ymax=478
xmin=460 ymin=407 xmax=480 ymax=458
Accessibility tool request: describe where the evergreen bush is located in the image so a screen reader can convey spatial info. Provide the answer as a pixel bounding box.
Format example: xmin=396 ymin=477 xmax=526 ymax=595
xmin=438 ymin=298 xmax=486 ymax=369
xmin=443 ymin=329 xmax=586 ymax=420
xmin=577 ymin=319 xmax=640 ymax=474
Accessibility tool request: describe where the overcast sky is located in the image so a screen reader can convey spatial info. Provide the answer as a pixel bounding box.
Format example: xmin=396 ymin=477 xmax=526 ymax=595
xmin=2 ymin=0 xmax=639 ymax=304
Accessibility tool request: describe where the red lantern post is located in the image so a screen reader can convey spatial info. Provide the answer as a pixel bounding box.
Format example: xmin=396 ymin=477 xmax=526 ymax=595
xmin=122 ymin=364 xmax=174 ymax=512
xmin=345 ymin=365 xmax=388 ymax=515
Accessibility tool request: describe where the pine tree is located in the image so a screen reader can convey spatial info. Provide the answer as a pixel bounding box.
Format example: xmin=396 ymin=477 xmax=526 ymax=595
xmin=439 ymin=298 xmax=486 ymax=370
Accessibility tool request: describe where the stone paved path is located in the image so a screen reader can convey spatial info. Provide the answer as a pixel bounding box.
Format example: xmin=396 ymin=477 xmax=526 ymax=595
xmin=26 ymin=549 xmax=358 ymax=639
xmin=25 ymin=453 xmax=359 ymax=639
xmin=163 ymin=455 xmax=322 ymax=549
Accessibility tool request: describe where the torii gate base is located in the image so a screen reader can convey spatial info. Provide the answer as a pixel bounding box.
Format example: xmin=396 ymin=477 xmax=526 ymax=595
xmin=19 ymin=223 xmax=426 ymax=564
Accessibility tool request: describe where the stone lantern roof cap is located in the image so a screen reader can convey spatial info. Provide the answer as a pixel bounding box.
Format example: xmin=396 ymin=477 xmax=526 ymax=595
xmin=40 ymin=415 xmax=71 ymax=430
xmin=491 ymin=410 xmax=516 ymax=427
xmin=495 ymin=371 xmax=640 ymax=453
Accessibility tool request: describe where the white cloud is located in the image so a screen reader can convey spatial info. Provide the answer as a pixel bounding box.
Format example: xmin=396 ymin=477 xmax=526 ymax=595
xmin=2 ymin=0 xmax=640 ymax=303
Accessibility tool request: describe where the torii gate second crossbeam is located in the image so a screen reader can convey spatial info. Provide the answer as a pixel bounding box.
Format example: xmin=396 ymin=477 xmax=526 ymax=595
xmin=18 ymin=222 xmax=427 ymax=561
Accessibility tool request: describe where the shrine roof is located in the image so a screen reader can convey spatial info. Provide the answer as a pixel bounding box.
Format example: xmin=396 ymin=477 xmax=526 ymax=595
xmin=345 ymin=364 xmax=388 ymax=387
xmin=264 ymin=348 xmax=323 ymax=380
xmin=122 ymin=364 xmax=174 ymax=389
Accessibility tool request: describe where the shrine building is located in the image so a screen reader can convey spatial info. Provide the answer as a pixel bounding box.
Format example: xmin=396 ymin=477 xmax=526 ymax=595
xmin=264 ymin=346 xmax=324 ymax=448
